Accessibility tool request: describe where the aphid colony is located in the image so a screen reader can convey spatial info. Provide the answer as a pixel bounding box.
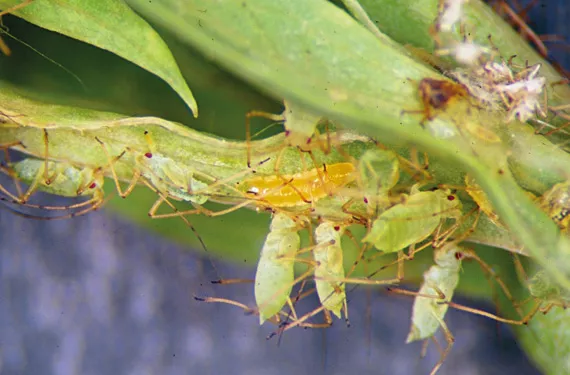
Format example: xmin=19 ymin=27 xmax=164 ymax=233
xmin=2 ymin=95 xmax=568 ymax=375
xmin=1 ymin=1 xmax=568 ymax=373
xmin=424 ymin=0 xmax=548 ymax=124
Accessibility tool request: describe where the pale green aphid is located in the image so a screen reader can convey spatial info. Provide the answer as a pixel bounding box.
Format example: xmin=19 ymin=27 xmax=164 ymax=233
xmin=406 ymin=244 xmax=462 ymax=342
xmin=363 ymin=185 xmax=462 ymax=253
xmin=282 ymin=100 xmax=323 ymax=148
xmin=0 ymin=158 xmax=105 ymax=216
xmin=313 ymin=221 xmax=347 ymax=319
xmin=528 ymin=270 xmax=570 ymax=304
xmin=517 ymin=269 xmax=570 ymax=321
xmin=357 ymin=148 xmax=400 ymax=212
xmin=246 ymin=100 xmax=322 ymax=164
xmin=406 ymin=244 xmax=464 ymax=375
xmin=94 ymin=132 xmax=212 ymax=208
xmin=137 ymin=148 xmax=209 ymax=205
xmin=254 ymin=212 xmax=301 ymax=324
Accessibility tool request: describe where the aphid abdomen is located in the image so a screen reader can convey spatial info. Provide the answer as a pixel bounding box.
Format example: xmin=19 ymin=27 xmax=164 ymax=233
xmin=12 ymin=159 xmax=99 ymax=198
xmin=254 ymin=213 xmax=301 ymax=324
xmin=314 ymin=222 xmax=346 ymax=319
xmin=364 ymin=189 xmax=461 ymax=252
xmin=357 ymin=148 xmax=400 ymax=210
xmin=141 ymin=153 xmax=208 ymax=205
xmin=243 ymin=163 xmax=355 ymax=208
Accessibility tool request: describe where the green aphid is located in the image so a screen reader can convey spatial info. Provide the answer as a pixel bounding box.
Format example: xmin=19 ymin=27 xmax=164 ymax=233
xmin=357 ymin=148 xmax=400 ymax=212
xmin=363 ymin=185 xmax=462 ymax=252
xmin=314 ymin=221 xmax=347 ymax=319
xmin=254 ymin=212 xmax=301 ymax=324
xmin=10 ymin=158 xmax=104 ymax=201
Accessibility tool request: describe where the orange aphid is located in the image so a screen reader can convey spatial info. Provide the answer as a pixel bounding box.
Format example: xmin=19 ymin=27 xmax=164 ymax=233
xmin=241 ymin=162 xmax=355 ymax=208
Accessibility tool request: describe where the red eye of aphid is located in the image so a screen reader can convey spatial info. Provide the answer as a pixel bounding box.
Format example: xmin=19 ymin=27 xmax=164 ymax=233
xmin=454 ymin=252 xmax=463 ymax=260
xmin=89 ymin=182 xmax=97 ymax=189
xmin=144 ymin=152 xmax=153 ymax=158
xmin=447 ymin=195 xmax=455 ymax=201
xmin=363 ymin=197 xmax=369 ymax=204
xmin=285 ymin=130 xmax=290 ymax=136
xmin=333 ymin=225 xmax=340 ymax=231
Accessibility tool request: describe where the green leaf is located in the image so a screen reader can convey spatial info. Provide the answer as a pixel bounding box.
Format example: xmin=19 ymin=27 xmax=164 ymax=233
xmin=515 ymin=308 xmax=570 ymax=375
xmin=0 ymin=0 xmax=198 ymax=116
xmin=126 ymin=0 xmax=570 ymax=292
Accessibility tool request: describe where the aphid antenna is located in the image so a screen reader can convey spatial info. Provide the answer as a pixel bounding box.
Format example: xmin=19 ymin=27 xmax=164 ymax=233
xmin=245 ymin=110 xmax=285 ymax=168
xmin=0 ymin=190 xmax=110 ymax=220
xmin=141 ymin=179 xmax=210 ymax=248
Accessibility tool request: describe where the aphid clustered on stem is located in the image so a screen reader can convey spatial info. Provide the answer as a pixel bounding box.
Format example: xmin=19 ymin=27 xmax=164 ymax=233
xmin=434 ymin=0 xmax=547 ymax=123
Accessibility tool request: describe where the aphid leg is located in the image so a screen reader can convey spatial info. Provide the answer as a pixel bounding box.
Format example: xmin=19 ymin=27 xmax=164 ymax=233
xmin=495 ymin=0 xmax=548 ymax=58
xmin=429 ymin=314 xmax=454 ymax=375
xmin=95 ymin=136 xmax=139 ymax=198
xmin=267 ymin=304 xmax=332 ymax=339
xmin=0 ymin=141 xmax=25 ymax=199
xmin=193 ymin=295 xmax=282 ymax=325
xmin=541 ymin=121 xmax=570 ymax=137
xmin=402 ymin=147 xmax=431 ymax=183
xmin=273 ymin=145 xmax=313 ymax=204
xmin=0 ymin=167 xmax=108 ymax=220
xmin=246 ymin=110 xmax=284 ymax=168
xmin=5 ymin=192 xmax=109 ymax=221
xmin=431 ymin=207 xmax=480 ymax=248
xmin=41 ymin=129 xmax=57 ymax=186
xmin=141 ymin=179 xmax=213 ymax=256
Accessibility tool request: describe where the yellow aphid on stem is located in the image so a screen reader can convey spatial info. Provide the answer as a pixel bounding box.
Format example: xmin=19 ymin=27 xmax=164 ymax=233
xmin=464 ymin=173 xmax=502 ymax=227
xmin=241 ymin=162 xmax=355 ymax=209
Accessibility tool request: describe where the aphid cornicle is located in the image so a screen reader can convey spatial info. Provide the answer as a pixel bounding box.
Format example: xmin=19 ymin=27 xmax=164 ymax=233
xmin=254 ymin=212 xmax=301 ymax=324
xmin=313 ymin=221 xmax=347 ymax=319
xmin=363 ymin=185 xmax=462 ymax=253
